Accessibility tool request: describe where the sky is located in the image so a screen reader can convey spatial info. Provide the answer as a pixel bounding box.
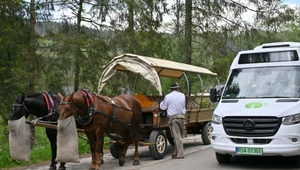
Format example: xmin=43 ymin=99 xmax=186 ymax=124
xmin=284 ymin=0 xmax=300 ymax=6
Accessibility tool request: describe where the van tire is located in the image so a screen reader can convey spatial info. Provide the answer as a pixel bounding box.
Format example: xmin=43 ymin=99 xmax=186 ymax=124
xmin=215 ymin=152 xmax=232 ymax=164
xmin=295 ymin=156 xmax=300 ymax=167
xmin=201 ymin=122 xmax=211 ymax=145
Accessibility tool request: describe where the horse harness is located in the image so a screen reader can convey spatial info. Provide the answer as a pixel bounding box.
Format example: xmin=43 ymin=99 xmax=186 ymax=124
xmin=66 ymin=89 xmax=143 ymax=143
xmin=13 ymin=92 xmax=58 ymax=122
xmin=41 ymin=92 xmax=59 ymax=121
xmin=73 ymin=90 xmax=131 ymax=125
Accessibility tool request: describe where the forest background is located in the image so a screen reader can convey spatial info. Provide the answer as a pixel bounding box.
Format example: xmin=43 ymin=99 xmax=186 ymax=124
xmin=1 ymin=0 xmax=300 ymax=168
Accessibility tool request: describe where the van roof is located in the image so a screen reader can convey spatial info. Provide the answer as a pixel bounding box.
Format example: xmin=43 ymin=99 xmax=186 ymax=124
xmin=230 ymin=42 xmax=300 ymax=69
xmin=254 ymin=42 xmax=300 ymax=50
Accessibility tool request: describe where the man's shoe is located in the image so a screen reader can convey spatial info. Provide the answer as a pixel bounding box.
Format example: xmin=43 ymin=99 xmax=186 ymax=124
xmin=171 ymin=155 xmax=184 ymax=159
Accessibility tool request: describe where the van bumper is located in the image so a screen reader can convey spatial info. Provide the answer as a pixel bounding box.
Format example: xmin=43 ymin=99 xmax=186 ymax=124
xmin=211 ymin=124 xmax=300 ymax=156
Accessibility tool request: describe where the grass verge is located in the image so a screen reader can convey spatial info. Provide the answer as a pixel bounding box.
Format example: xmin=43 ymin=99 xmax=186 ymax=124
xmin=0 ymin=125 xmax=109 ymax=169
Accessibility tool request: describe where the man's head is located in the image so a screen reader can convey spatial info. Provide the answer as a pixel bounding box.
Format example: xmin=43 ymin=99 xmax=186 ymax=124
xmin=170 ymin=82 xmax=179 ymax=91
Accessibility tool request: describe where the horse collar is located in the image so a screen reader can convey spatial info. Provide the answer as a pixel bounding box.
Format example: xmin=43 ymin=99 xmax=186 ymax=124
xmin=41 ymin=92 xmax=58 ymax=121
xmin=76 ymin=89 xmax=94 ymax=126
xmin=81 ymin=90 xmax=95 ymax=116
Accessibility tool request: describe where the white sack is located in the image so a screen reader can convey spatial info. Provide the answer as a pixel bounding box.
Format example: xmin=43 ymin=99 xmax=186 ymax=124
xmin=8 ymin=116 xmax=31 ymax=162
xmin=56 ymin=116 xmax=80 ymax=163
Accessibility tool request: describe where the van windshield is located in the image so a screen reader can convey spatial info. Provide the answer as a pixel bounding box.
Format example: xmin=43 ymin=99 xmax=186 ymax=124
xmin=222 ymin=66 xmax=300 ymax=99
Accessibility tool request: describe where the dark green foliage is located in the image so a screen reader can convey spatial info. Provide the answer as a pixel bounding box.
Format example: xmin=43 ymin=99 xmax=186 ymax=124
xmin=0 ymin=0 xmax=29 ymax=124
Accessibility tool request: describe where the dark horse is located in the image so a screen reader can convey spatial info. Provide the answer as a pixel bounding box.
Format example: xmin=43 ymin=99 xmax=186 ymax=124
xmin=11 ymin=92 xmax=67 ymax=170
xmin=57 ymin=91 xmax=142 ymax=170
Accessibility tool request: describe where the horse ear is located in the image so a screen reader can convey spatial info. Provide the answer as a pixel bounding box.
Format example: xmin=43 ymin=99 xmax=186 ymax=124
xmin=14 ymin=92 xmax=19 ymax=101
xmin=58 ymin=93 xmax=63 ymax=100
xmin=69 ymin=92 xmax=74 ymax=100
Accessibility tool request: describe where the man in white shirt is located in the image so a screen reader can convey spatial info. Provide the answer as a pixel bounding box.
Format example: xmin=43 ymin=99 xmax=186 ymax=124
xmin=160 ymin=82 xmax=186 ymax=159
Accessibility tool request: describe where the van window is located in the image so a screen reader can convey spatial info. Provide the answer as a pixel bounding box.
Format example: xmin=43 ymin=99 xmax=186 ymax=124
xmin=238 ymin=51 xmax=298 ymax=64
xmin=222 ymin=66 xmax=300 ymax=99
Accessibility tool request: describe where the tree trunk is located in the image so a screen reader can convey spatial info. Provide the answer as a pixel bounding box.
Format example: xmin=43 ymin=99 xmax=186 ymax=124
xmin=128 ymin=0 xmax=135 ymax=53
xmin=74 ymin=0 xmax=84 ymax=91
xmin=29 ymin=0 xmax=36 ymax=149
xmin=175 ymin=0 xmax=181 ymax=34
xmin=185 ymin=0 xmax=192 ymax=64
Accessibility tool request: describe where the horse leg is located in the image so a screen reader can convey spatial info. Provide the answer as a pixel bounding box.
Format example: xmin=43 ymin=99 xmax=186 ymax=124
xmin=118 ymin=131 xmax=131 ymax=166
xmin=94 ymin=132 xmax=104 ymax=170
xmin=46 ymin=128 xmax=58 ymax=170
xmin=132 ymin=129 xmax=140 ymax=165
xmin=86 ymin=132 xmax=97 ymax=170
xmin=100 ymin=137 xmax=104 ymax=164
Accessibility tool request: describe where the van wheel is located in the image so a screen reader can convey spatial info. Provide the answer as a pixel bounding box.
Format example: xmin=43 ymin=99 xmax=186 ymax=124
xmin=201 ymin=122 xmax=212 ymax=145
xmin=215 ymin=152 xmax=232 ymax=164
xmin=295 ymin=156 xmax=300 ymax=167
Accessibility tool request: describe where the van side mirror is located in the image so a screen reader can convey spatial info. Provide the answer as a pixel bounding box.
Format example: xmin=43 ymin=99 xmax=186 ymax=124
xmin=210 ymin=88 xmax=217 ymax=103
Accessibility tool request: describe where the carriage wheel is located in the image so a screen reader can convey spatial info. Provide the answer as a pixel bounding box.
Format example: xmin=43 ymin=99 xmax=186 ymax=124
xmin=201 ymin=121 xmax=212 ymax=145
xmin=149 ymin=130 xmax=167 ymax=160
xmin=166 ymin=128 xmax=174 ymax=145
xmin=109 ymin=141 xmax=124 ymax=159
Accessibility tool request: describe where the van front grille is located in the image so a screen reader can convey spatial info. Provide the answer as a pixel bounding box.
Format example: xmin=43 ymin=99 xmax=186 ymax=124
xmin=223 ymin=116 xmax=281 ymax=137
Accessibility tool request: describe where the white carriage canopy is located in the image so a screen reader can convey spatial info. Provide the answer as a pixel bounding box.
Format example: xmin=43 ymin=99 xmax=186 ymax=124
xmin=98 ymin=53 xmax=217 ymax=95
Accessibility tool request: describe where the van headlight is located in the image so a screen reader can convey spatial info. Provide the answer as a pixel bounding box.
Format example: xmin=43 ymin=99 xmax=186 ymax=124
xmin=212 ymin=114 xmax=222 ymax=124
xmin=282 ymin=113 xmax=300 ymax=125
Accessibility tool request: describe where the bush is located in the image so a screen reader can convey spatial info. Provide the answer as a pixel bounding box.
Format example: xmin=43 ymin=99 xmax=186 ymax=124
xmin=195 ymin=97 xmax=211 ymax=108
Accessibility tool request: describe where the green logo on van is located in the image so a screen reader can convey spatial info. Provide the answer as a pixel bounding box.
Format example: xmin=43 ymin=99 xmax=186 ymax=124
xmin=245 ymin=102 xmax=263 ymax=109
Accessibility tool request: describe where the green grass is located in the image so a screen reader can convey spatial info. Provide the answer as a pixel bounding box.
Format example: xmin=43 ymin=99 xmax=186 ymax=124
xmin=0 ymin=125 xmax=109 ymax=169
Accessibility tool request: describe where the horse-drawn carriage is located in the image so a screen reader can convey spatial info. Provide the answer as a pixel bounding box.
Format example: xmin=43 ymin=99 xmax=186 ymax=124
xmin=98 ymin=53 xmax=219 ymax=160
xmin=10 ymin=53 xmax=219 ymax=170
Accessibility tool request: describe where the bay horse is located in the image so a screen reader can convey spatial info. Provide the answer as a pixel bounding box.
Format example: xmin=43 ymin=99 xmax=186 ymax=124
xmin=57 ymin=91 xmax=142 ymax=170
xmin=11 ymin=92 xmax=68 ymax=170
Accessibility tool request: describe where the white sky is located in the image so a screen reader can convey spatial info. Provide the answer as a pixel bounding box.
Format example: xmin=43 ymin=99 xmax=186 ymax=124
xmin=284 ymin=0 xmax=300 ymax=6
xmin=47 ymin=0 xmax=300 ymax=31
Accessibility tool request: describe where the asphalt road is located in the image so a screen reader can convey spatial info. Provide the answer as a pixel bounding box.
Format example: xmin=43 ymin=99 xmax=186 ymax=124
xmin=10 ymin=135 xmax=300 ymax=170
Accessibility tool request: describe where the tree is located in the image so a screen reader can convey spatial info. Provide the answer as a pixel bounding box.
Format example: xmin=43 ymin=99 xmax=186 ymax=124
xmin=0 ymin=0 xmax=29 ymax=123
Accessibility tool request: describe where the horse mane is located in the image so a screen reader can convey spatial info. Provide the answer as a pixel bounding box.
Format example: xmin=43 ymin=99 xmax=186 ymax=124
xmin=26 ymin=93 xmax=42 ymax=98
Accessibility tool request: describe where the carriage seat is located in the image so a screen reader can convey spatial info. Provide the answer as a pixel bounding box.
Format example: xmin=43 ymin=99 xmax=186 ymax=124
xmin=134 ymin=94 xmax=158 ymax=112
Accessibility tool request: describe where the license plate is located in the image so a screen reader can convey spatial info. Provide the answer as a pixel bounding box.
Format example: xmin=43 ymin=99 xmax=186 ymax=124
xmin=236 ymin=147 xmax=263 ymax=155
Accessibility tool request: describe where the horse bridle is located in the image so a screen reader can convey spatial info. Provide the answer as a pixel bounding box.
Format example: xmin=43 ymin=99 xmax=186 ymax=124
xmin=12 ymin=102 xmax=29 ymax=118
xmin=59 ymin=100 xmax=93 ymax=126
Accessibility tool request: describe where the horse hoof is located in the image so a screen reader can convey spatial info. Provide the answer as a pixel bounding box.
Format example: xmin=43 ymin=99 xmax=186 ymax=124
xmin=58 ymin=166 xmax=66 ymax=170
xmin=119 ymin=158 xmax=125 ymax=166
xmin=133 ymin=160 xmax=140 ymax=165
xmin=48 ymin=166 xmax=57 ymax=170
